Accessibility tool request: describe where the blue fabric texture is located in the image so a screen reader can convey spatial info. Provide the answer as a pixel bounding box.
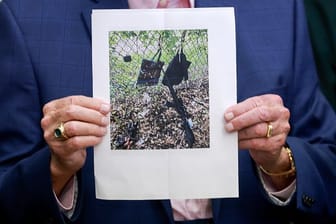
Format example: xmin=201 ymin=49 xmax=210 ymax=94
xmin=0 ymin=0 xmax=336 ymax=223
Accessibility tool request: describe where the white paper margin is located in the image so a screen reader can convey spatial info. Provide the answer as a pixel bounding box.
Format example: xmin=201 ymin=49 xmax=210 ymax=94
xmin=92 ymin=8 xmax=238 ymax=200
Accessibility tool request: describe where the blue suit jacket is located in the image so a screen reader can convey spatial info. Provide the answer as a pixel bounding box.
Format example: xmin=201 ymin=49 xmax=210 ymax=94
xmin=0 ymin=0 xmax=336 ymax=223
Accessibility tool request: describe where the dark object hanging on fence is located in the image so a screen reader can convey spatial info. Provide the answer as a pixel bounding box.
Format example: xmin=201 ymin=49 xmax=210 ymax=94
xmin=123 ymin=55 xmax=132 ymax=62
xmin=162 ymin=48 xmax=191 ymax=86
xmin=111 ymin=47 xmax=132 ymax=62
xmin=162 ymin=31 xmax=195 ymax=148
xmin=136 ymin=48 xmax=164 ymax=86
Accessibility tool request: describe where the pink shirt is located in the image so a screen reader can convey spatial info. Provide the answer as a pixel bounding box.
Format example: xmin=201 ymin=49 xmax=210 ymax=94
xmin=128 ymin=0 xmax=194 ymax=9
xmin=57 ymin=0 xmax=296 ymax=221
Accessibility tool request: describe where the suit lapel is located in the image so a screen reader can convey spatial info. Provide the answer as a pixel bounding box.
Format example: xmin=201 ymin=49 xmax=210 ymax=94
xmin=161 ymin=200 xmax=175 ymax=224
xmin=81 ymin=0 xmax=129 ymax=37
xmin=211 ymin=199 xmax=222 ymax=223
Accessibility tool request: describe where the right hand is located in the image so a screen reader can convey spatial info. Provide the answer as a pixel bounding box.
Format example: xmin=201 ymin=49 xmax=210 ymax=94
xmin=41 ymin=96 xmax=110 ymax=195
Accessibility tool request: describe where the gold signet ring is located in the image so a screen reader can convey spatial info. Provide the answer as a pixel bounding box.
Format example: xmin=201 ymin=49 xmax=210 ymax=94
xmin=266 ymin=123 xmax=273 ymax=138
xmin=54 ymin=122 xmax=68 ymax=140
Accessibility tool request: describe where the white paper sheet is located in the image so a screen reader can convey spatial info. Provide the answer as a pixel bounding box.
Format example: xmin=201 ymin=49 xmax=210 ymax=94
xmin=92 ymin=8 xmax=238 ymax=200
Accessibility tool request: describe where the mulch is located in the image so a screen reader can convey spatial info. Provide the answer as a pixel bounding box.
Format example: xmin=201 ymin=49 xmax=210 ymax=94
xmin=110 ymin=77 xmax=210 ymax=150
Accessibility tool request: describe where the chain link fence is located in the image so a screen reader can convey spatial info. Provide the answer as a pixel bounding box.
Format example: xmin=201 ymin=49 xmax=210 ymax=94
xmin=109 ymin=29 xmax=208 ymax=95
xmin=108 ymin=29 xmax=209 ymax=150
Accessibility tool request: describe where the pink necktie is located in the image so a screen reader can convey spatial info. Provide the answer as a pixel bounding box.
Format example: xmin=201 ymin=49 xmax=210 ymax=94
xmin=157 ymin=0 xmax=191 ymax=8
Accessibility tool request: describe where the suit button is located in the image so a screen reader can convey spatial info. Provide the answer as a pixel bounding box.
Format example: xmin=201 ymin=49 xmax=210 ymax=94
xmin=302 ymin=194 xmax=315 ymax=208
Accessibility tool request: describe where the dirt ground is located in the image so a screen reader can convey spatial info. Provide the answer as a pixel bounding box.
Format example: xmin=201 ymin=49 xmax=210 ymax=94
xmin=110 ymin=77 xmax=210 ymax=150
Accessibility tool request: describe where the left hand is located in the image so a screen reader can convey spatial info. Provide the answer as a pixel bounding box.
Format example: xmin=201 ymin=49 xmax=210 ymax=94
xmin=224 ymin=94 xmax=291 ymax=176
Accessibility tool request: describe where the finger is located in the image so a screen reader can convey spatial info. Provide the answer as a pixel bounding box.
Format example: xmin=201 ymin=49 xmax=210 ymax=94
xmin=53 ymin=104 xmax=110 ymax=126
xmin=50 ymin=135 xmax=104 ymax=157
xmin=43 ymin=95 xmax=110 ymax=115
xmin=224 ymin=94 xmax=283 ymax=122
xmin=239 ymin=120 xmax=290 ymax=140
xmin=239 ymin=122 xmax=279 ymax=140
xmin=225 ymin=105 xmax=285 ymax=132
xmin=64 ymin=135 xmax=105 ymax=152
xmin=238 ymin=133 xmax=287 ymax=152
xmin=43 ymin=119 xmax=108 ymax=143
xmin=62 ymin=121 xmax=108 ymax=138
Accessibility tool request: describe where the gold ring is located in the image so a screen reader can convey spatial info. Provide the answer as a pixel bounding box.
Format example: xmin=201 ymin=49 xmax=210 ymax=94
xmin=54 ymin=122 xmax=68 ymax=140
xmin=266 ymin=123 xmax=273 ymax=138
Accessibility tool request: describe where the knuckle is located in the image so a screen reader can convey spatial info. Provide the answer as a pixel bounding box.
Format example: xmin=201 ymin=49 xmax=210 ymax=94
xmin=250 ymin=96 xmax=263 ymax=108
xmin=272 ymin=94 xmax=283 ymax=105
xmin=42 ymin=103 xmax=51 ymax=115
xmin=68 ymin=95 xmax=84 ymax=105
xmin=257 ymin=106 xmax=270 ymax=121
xmin=283 ymin=123 xmax=291 ymax=134
xmin=69 ymin=136 xmax=81 ymax=149
xmin=283 ymin=107 xmax=290 ymax=119
xmin=43 ymin=131 xmax=49 ymax=141
xmin=255 ymin=124 xmax=266 ymax=136
xmin=67 ymin=96 xmax=76 ymax=105
xmin=40 ymin=117 xmax=49 ymax=129
xmin=64 ymin=95 xmax=78 ymax=107
xmin=64 ymin=105 xmax=78 ymax=119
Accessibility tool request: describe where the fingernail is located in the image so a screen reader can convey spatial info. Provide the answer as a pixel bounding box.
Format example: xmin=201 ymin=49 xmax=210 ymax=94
xmin=100 ymin=103 xmax=110 ymax=113
xmin=225 ymin=123 xmax=234 ymax=132
xmin=225 ymin=112 xmax=234 ymax=121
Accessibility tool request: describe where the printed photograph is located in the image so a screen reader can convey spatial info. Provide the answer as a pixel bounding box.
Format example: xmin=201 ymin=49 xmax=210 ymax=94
xmin=109 ymin=29 xmax=209 ymax=150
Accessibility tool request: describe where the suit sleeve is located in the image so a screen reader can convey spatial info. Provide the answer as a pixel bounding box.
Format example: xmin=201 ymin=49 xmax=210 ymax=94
xmin=0 ymin=2 xmax=69 ymax=223
xmin=285 ymin=0 xmax=336 ymax=218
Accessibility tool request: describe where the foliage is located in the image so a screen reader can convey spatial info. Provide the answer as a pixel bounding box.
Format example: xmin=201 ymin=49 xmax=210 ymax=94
xmin=109 ymin=29 xmax=208 ymax=100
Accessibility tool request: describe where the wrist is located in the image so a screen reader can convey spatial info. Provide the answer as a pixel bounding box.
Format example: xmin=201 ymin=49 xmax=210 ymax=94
xmin=259 ymin=146 xmax=296 ymax=178
xmin=259 ymin=146 xmax=296 ymax=190
xmin=50 ymin=157 xmax=76 ymax=196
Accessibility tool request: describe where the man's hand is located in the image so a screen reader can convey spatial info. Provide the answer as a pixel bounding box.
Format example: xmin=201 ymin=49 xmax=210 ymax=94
xmin=41 ymin=96 xmax=110 ymax=195
xmin=224 ymin=94 xmax=293 ymax=189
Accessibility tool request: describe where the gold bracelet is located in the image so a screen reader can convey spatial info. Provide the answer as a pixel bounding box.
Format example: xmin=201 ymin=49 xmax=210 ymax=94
xmin=259 ymin=146 xmax=296 ymax=178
